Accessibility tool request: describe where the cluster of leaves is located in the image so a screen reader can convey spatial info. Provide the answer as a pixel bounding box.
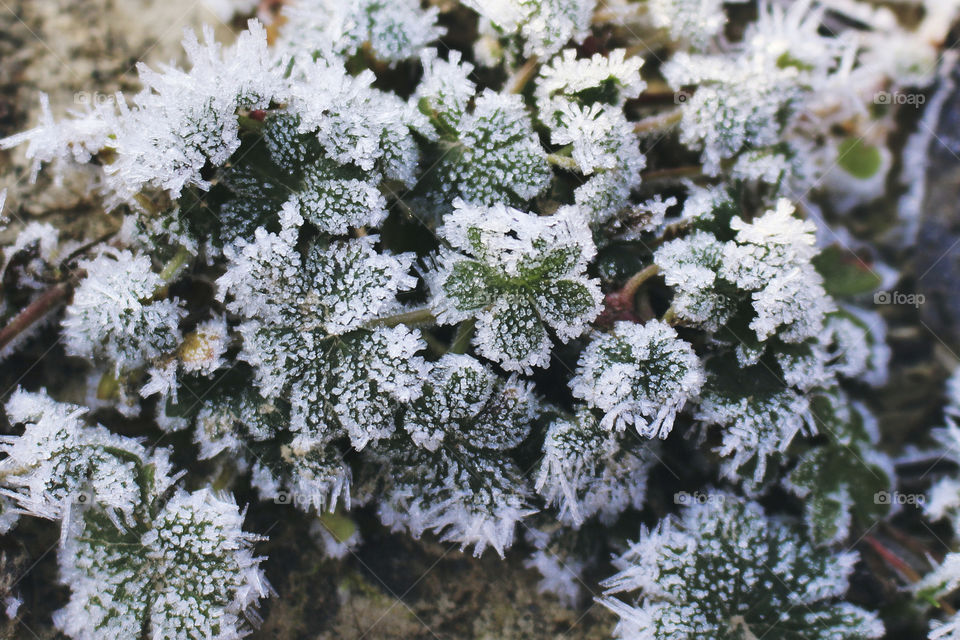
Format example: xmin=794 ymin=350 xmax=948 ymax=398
xmin=0 ymin=0 xmax=950 ymax=637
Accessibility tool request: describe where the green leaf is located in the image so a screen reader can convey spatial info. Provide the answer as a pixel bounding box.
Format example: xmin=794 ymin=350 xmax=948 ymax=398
xmin=442 ymin=260 xmax=497 ymax=311
xmin=837 ymin=137 xmax=883 ymax=179
xmin=813 ymin=246 xmax=882 ymax=297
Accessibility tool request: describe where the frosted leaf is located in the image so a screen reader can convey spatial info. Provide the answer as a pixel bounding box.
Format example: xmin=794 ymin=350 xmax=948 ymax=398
xmin=536 ymin=408 xmax=656 ymax=526
xmin=287 ymin=57 xmax=423 ymax=176
xmin=374 ymin=441 xmax=535 ymax=557
xmin=431 ymin=201 xmax=602 ymax=372
xmin=655 ymin=231 xmax=738 ymax=332
xmin=402 ymin=353 xmax=537 ymax=452
xmin=461 ymin=0 xmax=595 ymax=57
xmin=56 ymin=489 xmax=269 ymax=640
xmin=1 ymin=390 xmax=175 ymax=524
xmin=550 ymin=103 xmax=646 ymax=197
xmin=106 ymin=21 xmax=280 ymax=201
xmin=371 ymin=354 xmax=538 ymax=557
xmin=429 ymin=90 xmax=552 ymax=207
xmin=191 ymin=387 xmax=284 ymax=461
xmin=783 ymin=391 xmax=892 ymax=545
xmin=63 ymin=248 xmax=185 ymax=372
xmin=823 ymin=308 xmax=890 ymax=387
xmin=721 ymin=199 xmax=832 ymax=342
xmin=570 ymin=320 xmax=704 ymax=438
xmin=0 ymin=92 xmax=115 ymax=184
xmin=676 ymin=183 xmax=735 ymax=224
xmin=647 ymin=0 xmax=729 ymax=47
xmin=287 ymin=158 xmax=389 ymax=234
xmin=696 ymin=363 xmax=816 ymax=484
xmin=279 ymin=0 xmax=443 ymax=63
xmin=220 ymin=230 xmax=416 ymax=340
xmin=536 ymin=49 xmax=645 ymax=112
xmin=219 ymin=228 xmax=425 ymax=449
xmin=415 ymin=49 xmax=476 ymax=125
xmin=601 ymin=495 xmax=884 ymax=640
xmin=663 ymin=51 xmax=800 ymax=174
xmin=288 ymin=325 xmax=428 ymax=449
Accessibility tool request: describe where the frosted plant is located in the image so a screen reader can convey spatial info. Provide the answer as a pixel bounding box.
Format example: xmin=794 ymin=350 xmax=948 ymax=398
xmin=536 ymin=408 xmax=656 ymax=526
xmin=0 ymin=0 xmax=933 ymax=632
xmin=569 ymin=320 xmax=703 ymax=437
xmin=784 ymin=390 xmax=892 ymax=545
xmin=721 ymin=199 xmax=832 ymax=343
xmin=695 ymin=354 xmax=816 ymax=485
xmin=536 ymin=49 xmax=647 ymax=222
xmin=374 ymin=353 xmax=539 ymax=556
xmin=415 ymin=51 xmax=552 ymax=211
xmin=218 ymin=228 xmax=427 ymax=452
xmin=62 ymin=248 xmax=185 ymax=374
xmin=646 ymin=0 xmax=731 ymax=47
xmin=430 ymin=200 xmax=602 ymax=372
xmin=917 ymin=369 xmax=960 ymax=639
xmin=461 ymin=0 xmax=595 ymax=58
xmin=284 ymin=56 xmax=425 ymax=185
xmin=279 ymin=0 xmax=443 ymax=64
xmin=654 ymin=230 xmax=735 ymax=332
xmin=602 ymin=494 xmax=884 ymax=640
xmin=656 ymin=198 xmax=831 ymax=352
xmin=1 ymin=391 xmax=268 ymax=640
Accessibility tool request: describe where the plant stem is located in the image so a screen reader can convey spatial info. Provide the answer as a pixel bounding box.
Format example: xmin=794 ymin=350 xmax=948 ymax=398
xmin=641 ymin=165 xmax=705 ymax=182
xmin=0 ymin=277 xmax=77 ymax=352
xmin=506 ymin=55 xmax=539 ymax=94
xmin=621 ymin=264 xmax=660 ymax=300
xmin=448 ymin=318 xmax=476 ymax=354
xmin=634 ymin=108 xmax=683 ymax=134
xmin=546 ymin=153 xmax=580 ymax=171
xmin=366 ymin=306 xmax=437 ymax=329
xmin=159 ymin=245 xmax=194 ymax=283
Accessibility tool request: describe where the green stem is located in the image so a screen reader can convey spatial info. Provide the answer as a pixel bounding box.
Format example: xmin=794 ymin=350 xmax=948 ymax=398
xmin=547 ymin=153 xmax=580 ymax=171
xmin=506 ymin=55 xmax=539 ymax=94
xmin=366 ymin=306 xmax=437 ymax=329
xmin=634 ymin=108 xmax=683 ymax=135
xmin=621 ymin=264 xmax=660 ymax=300
xmin=159 ymin=245 xmax=194 ymax=283
xmin=448 ymin=318 xmax=477 ymax=354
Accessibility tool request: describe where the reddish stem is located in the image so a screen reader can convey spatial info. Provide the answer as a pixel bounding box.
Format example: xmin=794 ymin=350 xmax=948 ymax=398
xmin=0 ymin=279 xmax=76 ymax=351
